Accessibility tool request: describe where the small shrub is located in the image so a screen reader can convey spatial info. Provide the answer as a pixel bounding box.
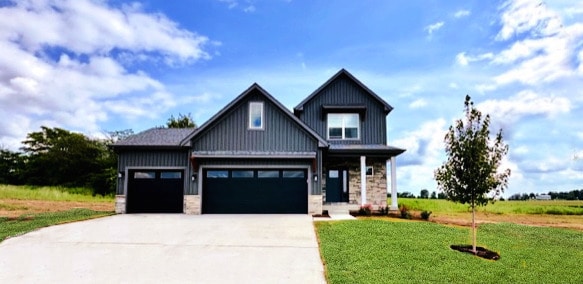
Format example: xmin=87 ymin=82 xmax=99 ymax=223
xmin=399 ymin=204 xmax=411 ymax=219
xmin=359 ymin=204 xmax=373 ymax=216
xmin=378 ymin=206 xmax=389 ymax=216
xmin=421 ymin=210 xmax=432 ymax=220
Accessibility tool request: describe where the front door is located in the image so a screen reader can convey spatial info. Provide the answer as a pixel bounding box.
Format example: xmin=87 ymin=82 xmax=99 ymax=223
xmin=326 ymin=169 xmax=348 ymax=202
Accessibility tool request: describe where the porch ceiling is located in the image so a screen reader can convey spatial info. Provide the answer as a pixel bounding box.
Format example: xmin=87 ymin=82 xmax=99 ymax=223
xmin=326 ymin=144 xmax=405 ymax=158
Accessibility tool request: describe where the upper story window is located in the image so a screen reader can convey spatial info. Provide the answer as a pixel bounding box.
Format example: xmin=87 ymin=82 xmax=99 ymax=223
xmin=327 ymin=113 xmax=359 ymax=140
xmin=249 ymin=102 xmax=264 ymax=130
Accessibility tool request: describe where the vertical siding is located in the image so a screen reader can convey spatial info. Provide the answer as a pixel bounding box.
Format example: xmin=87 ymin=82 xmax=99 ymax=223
xmin=192 ymin=90 xmax=318 ymax=152
xmin=116 ymin=150 xmax=191 ymax=195
xmin=298 ymin=74 xmax=387 ymax=145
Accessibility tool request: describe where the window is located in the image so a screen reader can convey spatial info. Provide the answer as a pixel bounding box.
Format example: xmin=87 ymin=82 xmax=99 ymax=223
xmin=327 ymin=113 xmax=359 ymax=140
xmin=160 ymin=171 xmax=182 ymax=179
xmin=283 ymin=170 xmax=304 ymax=178
xmin=249 ymin=102 xmax=264 ymax=129
xmin=232 ymin=170 xmax=254 ymax=178
xmin=206 ymin=170 xmax=228 ymax=178
xmin=258 ymin=170 xmax=279 ymax=178
xmin=134 ymin=171 xmax=155 ymax=179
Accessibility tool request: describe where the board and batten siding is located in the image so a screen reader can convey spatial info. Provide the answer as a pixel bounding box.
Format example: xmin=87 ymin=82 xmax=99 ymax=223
xmin=297 ymin=74 xmax=388 ymax=145
xmin=192 ymin=90 xmax=319 ymax=153
xmin=116 ymin=150 xmax=193 ymax=195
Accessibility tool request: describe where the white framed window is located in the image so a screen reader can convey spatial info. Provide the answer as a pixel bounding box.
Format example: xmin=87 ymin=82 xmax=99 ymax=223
xmin=249 ymin=102 xmax=264 ymax=130
xmin=327 ymin=113 xmax=359 ymax=140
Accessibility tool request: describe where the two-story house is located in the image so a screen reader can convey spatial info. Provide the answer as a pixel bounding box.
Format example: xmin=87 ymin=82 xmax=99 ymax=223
xmin=112 ymin=69 xmax=405 ymax=215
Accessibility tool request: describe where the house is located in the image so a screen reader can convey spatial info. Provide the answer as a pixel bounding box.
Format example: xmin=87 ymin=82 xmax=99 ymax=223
xmin=112 ymin=69 xmax=405 ymax=214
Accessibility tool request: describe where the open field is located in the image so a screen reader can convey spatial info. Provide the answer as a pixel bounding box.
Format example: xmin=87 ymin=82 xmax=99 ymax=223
xmin=394 ymin=198 xmax=583 ymax=231
xmin=0 ymin=185 xmax=114 ymax=241
xmin=0 ymin=184 xmax=114 ymax=218
xmin=315 ymin=220 xmax=583 ymax=284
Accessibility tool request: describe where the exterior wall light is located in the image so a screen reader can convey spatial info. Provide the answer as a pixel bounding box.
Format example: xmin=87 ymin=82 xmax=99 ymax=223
xmin=191 ymin=173 xmax=197 ymax=182
xmin=118 ymin=172 xmax=124 ymax=179
xmin=314 ymin=175 xmax=318 ymax=183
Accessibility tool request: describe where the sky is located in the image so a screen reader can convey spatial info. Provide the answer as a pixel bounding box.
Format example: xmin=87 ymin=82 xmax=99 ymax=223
xmin=1 ymin=0 xmax=582 ymax=197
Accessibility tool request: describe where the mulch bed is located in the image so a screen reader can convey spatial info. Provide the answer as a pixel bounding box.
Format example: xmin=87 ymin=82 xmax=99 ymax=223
xmin=450 ymin=245 xmax=500 ymax=260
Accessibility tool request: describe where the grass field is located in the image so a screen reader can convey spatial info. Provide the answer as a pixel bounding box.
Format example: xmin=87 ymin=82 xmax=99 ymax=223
xmin=393 ymin=198 xmax=583 ymax=231
xmin=316 ymin=220 xmax=583 ymax=284
xmin=0 ymin=184 xmax=114 ymax=241
xmin=395 ymin=198 xmax=583 ymax=215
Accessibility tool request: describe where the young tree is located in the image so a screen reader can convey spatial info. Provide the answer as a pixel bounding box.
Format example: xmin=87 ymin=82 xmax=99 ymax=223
xmin=167 ymin=113 xmax=197 ymax=128
xmin=419 ymin=189 xmax=429 ymax=199
xmin=434 ymin=95 xmax=511 ymax=254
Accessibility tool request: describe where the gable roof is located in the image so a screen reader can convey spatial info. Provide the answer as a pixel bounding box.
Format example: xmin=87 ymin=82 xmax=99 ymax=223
xmin=112 ymin=128 xmax=194 ymax=149
xmin=293 ymin=68 xmax=393 ymax=115
xmin=180 ymin=83 xmax=328 ymax=147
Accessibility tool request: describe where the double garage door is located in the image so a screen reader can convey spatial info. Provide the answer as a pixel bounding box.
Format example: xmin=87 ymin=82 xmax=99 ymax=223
xmin=202 ymin=168 xmax=308 ymax=214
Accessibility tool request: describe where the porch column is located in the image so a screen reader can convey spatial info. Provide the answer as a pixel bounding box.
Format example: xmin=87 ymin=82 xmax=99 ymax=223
xmin=360 ymin=155 xmax=367 ymax=205
xmin=390 ymin=156 xmax=398 ymax=211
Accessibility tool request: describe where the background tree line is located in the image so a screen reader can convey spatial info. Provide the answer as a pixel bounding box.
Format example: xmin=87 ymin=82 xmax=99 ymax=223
xmin=0 ymin=113 xmax=196 ymax=196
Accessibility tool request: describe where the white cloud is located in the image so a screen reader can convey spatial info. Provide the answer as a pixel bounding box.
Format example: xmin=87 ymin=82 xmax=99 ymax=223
xmin=425 ymin=21 xmax=444 ymax=36
xmin=409 ymin=98 xmax=428 ymax=109
xmin=0 ymin=0 xmax=213 ymax=150
xmin=455 ymin=52 xmax=494 ymax=66
xmin=477 ymin=90 xmax=571 ymax=123
xmin=454 ymin=9 xmax=471 ymax=18
xmin=496 ymin=0 xmax=563 ymax=41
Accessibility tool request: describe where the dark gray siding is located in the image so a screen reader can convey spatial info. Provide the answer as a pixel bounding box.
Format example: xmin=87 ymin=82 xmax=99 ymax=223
xmin=192 ymin=90 xmax=318 ymax=152
xmin=297 ymin=74 xmax=387 ymax=145
xmin=116 ymin=150 xmax=193 ymax=195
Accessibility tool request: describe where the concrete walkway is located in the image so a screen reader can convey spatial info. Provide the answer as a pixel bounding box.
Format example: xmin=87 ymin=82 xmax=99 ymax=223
xmin=0 ymin=214 xmax=326 ymax=284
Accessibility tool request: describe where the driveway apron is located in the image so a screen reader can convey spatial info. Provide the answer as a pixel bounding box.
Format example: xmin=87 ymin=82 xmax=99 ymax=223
xmin=0 ymin=214 xmax=326 ymax=284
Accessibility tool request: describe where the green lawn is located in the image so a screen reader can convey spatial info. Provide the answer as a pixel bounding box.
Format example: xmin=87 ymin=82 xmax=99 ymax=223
xmin=0 ymin=184 xmax=113 ymax=202
xmin=0 ymin=208 xmax=113 ymax=242
xmin=316 ymin=219 xmax=583 ymax=284
xmin=395 ymin=198 xmax=583 ymax=215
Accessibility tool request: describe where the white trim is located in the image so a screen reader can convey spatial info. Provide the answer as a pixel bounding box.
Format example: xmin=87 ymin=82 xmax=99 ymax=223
xmin=390 ymin=157 xmax=398 ymax=211
xmin=360 ymin=156 xmax=366 ymax=205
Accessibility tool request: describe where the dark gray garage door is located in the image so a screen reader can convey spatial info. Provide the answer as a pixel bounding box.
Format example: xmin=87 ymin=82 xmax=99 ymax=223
xmin=202 ymin=169 xmax=308 ymax=214
xmin=127 ymin=169 xmax=184 ymax=213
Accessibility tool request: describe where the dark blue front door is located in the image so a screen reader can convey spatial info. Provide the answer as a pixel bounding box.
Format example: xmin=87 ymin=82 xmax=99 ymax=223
xmin=326 ymin=169 xmax=348 ymax=203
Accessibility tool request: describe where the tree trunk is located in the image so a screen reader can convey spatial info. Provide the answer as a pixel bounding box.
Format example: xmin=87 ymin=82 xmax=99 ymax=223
xmin=472 ymin=205 xmax=477 ymax=254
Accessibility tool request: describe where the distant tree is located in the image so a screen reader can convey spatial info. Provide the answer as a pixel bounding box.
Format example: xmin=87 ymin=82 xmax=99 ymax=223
xmin=430 ymin=191 xmax=437 ymax=199
xmin=106 ymin=129 xmax=134 ymax=143
xmin=434 ymin=95 xmax=511 ymax=254
xmin=167 ymin=113 xmax=197 ymax=128
xmin=529 ymin=193 xmax=536 ymax=199
xmin=419 ymin=189 xmax=429 ymax=199
xmin=20 ymin=126 xmax=116 ymax=195
xmin=397 ymin=192 xmax=416 ymax=198
xmin=437 ymin=192 xmax=447 ymax=199
xmin=0 ymin=148 xmax=25 ymax=184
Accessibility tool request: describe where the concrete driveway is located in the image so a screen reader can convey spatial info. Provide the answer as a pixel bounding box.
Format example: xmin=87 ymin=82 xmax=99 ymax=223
xmin=0 ymin=214 xmax=326 ymax=284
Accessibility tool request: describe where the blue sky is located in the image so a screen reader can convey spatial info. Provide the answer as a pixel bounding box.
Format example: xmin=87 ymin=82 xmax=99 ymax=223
xmin=1 ymin=0 xmax=582 ymax=197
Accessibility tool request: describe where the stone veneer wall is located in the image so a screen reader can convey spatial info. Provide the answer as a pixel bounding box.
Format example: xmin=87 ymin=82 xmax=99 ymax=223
xmin=308 ymin=195 xmax=323 ymax=214
xmin=115 ymin=195 xmax=126 ymax=214
xmin=322 ymin=158 xmax=387 ymax=207
xmin=184 ymin=195 xmax=201 ymax=214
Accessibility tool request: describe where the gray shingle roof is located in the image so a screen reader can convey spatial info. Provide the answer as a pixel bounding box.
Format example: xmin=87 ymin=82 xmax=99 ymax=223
xmin=113 ymin=128 xmax=195 ymax=147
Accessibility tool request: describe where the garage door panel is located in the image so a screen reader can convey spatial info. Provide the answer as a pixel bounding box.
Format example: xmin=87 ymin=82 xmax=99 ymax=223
xmin=203 ymin=169 xmax=307 ymax=214
xmin=127 ymin=170 xmax=184 ymax=213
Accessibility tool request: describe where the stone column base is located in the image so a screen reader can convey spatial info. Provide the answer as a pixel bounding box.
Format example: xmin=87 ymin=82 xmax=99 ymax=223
xmin=184 ymin=195 xmax=201 ymax=214
xmin=308 ymin=195 xmax=323 ymax=215
xmin=115 ymin=195 xmax=126 ymax=214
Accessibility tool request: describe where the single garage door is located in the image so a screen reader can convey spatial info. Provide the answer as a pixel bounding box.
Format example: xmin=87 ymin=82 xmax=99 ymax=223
xmin=127 ymin=169 xmax=184 ymax=213
xmin=202 ymin=169 xmax=308 ymax=214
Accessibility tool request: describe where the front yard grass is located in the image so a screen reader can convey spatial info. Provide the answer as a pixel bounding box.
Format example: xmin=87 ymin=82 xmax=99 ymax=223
xmin=0 ymin=208 xmax=114 ymax=242
xmin=315 ymin=219 xmax=583 ymax=284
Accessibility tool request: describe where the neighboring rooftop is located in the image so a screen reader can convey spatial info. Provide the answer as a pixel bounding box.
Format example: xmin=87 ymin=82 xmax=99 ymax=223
xmin=112 ymin=128 xmax=195 ymax=148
